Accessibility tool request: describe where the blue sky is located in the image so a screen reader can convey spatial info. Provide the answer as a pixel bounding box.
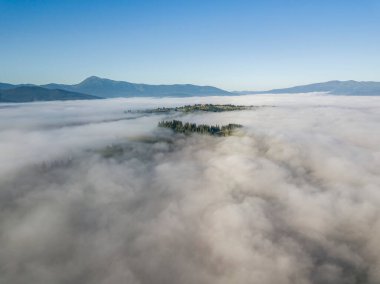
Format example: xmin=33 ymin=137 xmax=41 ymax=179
xmin=0 ymin=0 xmax=379 ymax=90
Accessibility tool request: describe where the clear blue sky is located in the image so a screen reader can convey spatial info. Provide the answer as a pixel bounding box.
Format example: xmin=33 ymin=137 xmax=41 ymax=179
xmin=0 ymin=0 xmax=379 ymax=90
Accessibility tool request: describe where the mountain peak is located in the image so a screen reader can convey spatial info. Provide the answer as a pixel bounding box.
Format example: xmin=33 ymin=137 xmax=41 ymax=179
xmin=81 ymin=76 xmax=105 ymax=83
xmin=77 ymin=76 xmax=116 ymax=87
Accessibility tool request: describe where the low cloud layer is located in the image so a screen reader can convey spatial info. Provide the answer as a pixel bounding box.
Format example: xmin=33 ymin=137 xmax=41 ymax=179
xmin=0 ymin=94 xmax=379 ymax=284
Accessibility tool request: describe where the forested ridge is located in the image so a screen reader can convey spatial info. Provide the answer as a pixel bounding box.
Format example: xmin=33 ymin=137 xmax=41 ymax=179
xmin=158 ymin=120 xmax=242 ymax=136
xmin=128 ymin=104 xmax=252 ymax=114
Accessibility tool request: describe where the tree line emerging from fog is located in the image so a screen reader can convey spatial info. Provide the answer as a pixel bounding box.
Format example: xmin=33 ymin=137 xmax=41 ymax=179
xmin=158 ymin=120 xmax=243 ymax=136
xmin=127 ymin=104 xmax=253 ymax=114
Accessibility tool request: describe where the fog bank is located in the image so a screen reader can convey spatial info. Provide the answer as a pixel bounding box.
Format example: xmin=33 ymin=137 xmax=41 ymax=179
xmin=0 ymin=94 xmax=379 ymax=284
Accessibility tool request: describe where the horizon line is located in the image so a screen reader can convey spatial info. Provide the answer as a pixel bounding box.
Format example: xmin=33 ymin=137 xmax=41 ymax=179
xmin=1 ymin=76 xmax=380 ymax=92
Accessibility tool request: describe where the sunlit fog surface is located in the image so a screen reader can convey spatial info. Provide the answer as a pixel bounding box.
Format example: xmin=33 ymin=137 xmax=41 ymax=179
xmin=1 ymin=94 xmax=380 ymax=284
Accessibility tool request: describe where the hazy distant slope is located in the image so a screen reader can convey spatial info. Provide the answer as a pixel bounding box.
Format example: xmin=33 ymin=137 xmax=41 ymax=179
xmin=0 ymin=83 xmax=16 ymax=90
xmin=0 ymin=86 xmax=101 ymax=103
xmin=43 ymin=76 xmax=232 ymax=98
xmin=237 ymin=80 xmax=380 ymax=96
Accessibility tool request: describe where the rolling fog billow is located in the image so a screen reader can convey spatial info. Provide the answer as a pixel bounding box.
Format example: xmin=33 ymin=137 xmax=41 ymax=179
xmin=0 ymin=94 xmax=379 ymax=284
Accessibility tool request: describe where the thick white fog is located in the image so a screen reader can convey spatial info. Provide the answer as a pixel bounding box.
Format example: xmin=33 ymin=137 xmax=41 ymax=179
xmin=0 ymin=94 xmax=380 ymax=284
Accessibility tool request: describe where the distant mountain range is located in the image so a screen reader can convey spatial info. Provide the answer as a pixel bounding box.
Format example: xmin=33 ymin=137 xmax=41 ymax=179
xmin=0 ymin=76 xmax=232 ymax=103
xmin=0 ymin=77 xmax=379 ymax=103
xmin=41 ymin=76 xmax=232 ymax=98
xmin=236 ymin=80 xmax=380 ymax=96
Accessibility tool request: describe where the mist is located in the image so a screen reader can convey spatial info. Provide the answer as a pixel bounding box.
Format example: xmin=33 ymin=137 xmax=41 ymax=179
xmin=0 ymin=94 xmax=379 ymax=284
